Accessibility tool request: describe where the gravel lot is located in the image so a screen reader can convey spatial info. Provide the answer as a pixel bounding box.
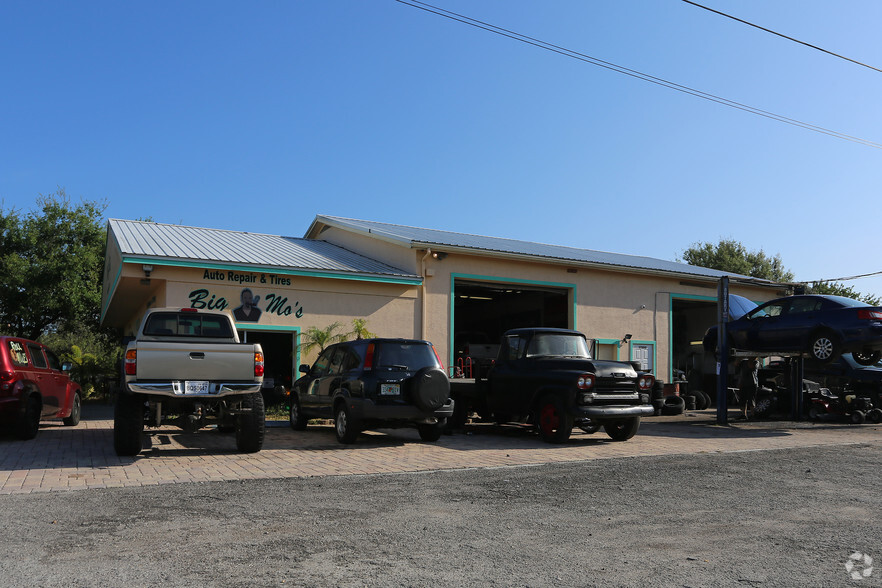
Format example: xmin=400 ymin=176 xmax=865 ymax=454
xmin=2 ymin=442 xmax=881 ymax=587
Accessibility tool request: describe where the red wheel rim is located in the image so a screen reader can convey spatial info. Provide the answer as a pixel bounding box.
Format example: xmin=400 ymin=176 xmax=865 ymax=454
xmin=539 ymin=403 xmax=559 ymax=435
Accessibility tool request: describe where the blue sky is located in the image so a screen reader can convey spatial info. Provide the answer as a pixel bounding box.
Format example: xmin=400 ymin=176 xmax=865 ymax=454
xmin=3 ymin=1 xmax=882 ymax=297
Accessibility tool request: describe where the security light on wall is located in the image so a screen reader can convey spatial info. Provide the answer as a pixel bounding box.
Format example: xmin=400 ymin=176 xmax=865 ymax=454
xmin=432 ymin=252 xmax=447 ymax=260
xmin=142 ymin=264 xmax=154 ymax=278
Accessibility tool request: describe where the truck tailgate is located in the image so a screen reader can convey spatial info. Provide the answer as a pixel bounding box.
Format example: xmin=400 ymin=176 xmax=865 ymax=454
xmin=135 ymin=342 xmax=257 ymax=381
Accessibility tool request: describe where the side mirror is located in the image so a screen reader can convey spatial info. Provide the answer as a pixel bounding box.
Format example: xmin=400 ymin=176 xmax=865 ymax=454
xmin=61 ymin=362 xmax=73 ymax=372
xmin=299 ymin=364 xmax=311 ymax=374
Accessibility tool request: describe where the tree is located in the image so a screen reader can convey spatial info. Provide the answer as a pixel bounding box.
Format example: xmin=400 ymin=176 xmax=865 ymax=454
xmin=298 ymin=322 xmax=347 ymax=355
xmin=0 ymin=191 xmax=107 ymax=339
xmin=679 ymin=239 xmax=794 ymax=282
xmin=680 ymin=238 xmax=880 ymax=304
xmin=349 ymin=318 xmax=376 ymax=340
xmin=808 ymin=281 xmax=881 ymax=306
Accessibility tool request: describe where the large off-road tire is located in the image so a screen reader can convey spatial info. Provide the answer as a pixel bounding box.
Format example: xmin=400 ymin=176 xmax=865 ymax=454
xmin=852 ymin=350 xmax=882 ymax=366
xmin=63 ymin=391 xmax=82 ymax=426
xmin=236 ymin=392 xmax=266 ymax=453
xmin=808 ymin=331 xmax=839 ymax=363
xmin=334 ymin=402 xmax=360 ymax=444
xmin=114 ymin=393 xmax=145 ymax=456
xmin=604 ymin=417 xmax=641 ymax=441
xmin=412 ymin=367 xmax=450 ymax=412
xmin=866 ymin=408 xmax=882 ymax=424
xmin=16 ymin=394 xmax=41 ymax=440
xmin=289 ymin=398 xmax=308 ymax=430
xmin=535 ymin=394 xmax=573 ymax=443
xmin=850 ymin=410 xmax=866 ymax=425
xmin=417 ymin=419 xmax=445 ymax=442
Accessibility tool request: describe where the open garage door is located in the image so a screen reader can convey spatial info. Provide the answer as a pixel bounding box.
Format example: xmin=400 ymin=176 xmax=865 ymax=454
xmin=237 ymin=330 xmax=296 ymax=407
xmin=671 ymin=297 xmax=718 ymax=399
xmin=453 ymin=279 xmax=569 ymax=376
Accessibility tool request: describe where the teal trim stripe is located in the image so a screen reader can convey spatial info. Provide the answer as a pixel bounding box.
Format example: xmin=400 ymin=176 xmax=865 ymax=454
xmin=594 ymin=338 xmax=621 ymax=361
xmin=448 ymin=272 xmax=578 ymax=367
xmin=121 ymin=257 xmax=423 ymax=286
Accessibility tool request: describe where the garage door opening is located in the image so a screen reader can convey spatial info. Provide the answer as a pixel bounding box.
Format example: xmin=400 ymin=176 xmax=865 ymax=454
xmin=238 ymin=330 xmax=296 ymax=405
xmin=453 ymin=279 xmax=569 ymax=376
xmin=671 ymin=298 xmax=718 ymax=399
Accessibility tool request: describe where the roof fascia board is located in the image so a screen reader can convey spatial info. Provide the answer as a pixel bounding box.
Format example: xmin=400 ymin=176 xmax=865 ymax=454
xmin=120 ymin=256 xmax=423 ymax=286
xmin=308 ymin=215 xmax=414 ymax=248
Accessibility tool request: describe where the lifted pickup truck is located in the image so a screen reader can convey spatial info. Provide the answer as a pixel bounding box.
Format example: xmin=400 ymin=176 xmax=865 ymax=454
xmin=449 ymin=327 xmax=655 ymax=443
xmin=114 ymin=308 xmax=265 ymax=456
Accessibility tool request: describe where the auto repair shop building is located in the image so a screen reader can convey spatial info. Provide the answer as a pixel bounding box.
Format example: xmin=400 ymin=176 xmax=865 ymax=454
xmin=101 ymin=215 xmax=783 ymax=390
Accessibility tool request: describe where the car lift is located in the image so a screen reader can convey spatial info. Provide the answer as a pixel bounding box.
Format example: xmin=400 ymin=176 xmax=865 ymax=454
xmin=715 ymin=276 xmax=805 ymax=425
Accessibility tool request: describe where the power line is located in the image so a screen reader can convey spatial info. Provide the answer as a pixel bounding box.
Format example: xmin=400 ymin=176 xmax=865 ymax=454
xmin=798 ymin=269 xmax=882 ymax=285
xmin=394 ymin=0 xmax=882 ymax=150
xmin=682 ymin=0 xmax=882 ymax=74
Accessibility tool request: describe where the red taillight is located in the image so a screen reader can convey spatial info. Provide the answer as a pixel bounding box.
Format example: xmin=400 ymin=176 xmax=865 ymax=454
xmin=125 ymin=349 xmax=137 ymax=375
xmin=364 ymin=343 xmax=375 ymax=370
xmin=577 ymin=373 xmax=595 ymax=390
xmin=638 ymin=374 xmax=655 ymax=391
xmin=0 ymin=370 xmax=14 ymax=382
xmin=254 ymin=352 xmax=265 ymax=377
xmin=181 ymin=308 xmax=198 ymax=312
xmin=431 ymin=345 xmax=444 ymax=370
xmin=858 ymin=309 xmax=882 ymax=320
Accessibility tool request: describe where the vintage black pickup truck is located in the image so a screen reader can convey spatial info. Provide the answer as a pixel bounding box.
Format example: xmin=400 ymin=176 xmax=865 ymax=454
xmin=449 ymin=327 xmax=655 ymax=443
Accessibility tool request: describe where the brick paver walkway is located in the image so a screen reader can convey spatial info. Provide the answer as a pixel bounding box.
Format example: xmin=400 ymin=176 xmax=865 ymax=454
xmin=1 ymin=405 xmax=879 ymax=494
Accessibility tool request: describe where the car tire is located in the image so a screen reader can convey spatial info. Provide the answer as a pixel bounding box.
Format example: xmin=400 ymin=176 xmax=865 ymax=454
xmin=604 ymin=417 xmax=641 ymax=441
xmin=753 ymin=394 xmax=774 ymax=418
xmin=808 ymin=331 xmax=839 ymax=363
xmin=113 ymin=393 xmax=144 ymax=456
xmin=850 ymin=410 xmax=866 ymax=425
xmin=412 ymin=367 xmax=450 ymax=412
xmin=334 ymin=402 xmax=361 ymax=444
xmin=661 ymin=395 xmax=685 ymax=415
xmin=289 ymin=398 xmax=308 ymax=430
xmin=16 ymin=394 xmax=41 ymax=440
xmin=852 ymin=350 xmax=882 ymax=366
xmin=236 ymin=392 xmax=265 ymax=453
xmin=417 ymin=420 xmax=445 ymax=442
xmin=535 ymin=394 xmax=573 ymax=443
xmin=63 ymin=391 xmax=82 ymax=426
xmin=692 ymin=390 xmax=708 ymax=410
xmin=866 ymin=408 xmax=882 ymax=424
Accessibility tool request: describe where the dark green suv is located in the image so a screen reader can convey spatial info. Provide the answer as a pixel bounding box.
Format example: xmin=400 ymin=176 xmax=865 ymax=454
xmin=288 ymin=338 xmax=453 ymax=443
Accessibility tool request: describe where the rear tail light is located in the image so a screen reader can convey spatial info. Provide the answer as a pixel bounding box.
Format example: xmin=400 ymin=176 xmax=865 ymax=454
xmin=0 ymin=370 xmax=13 ymax=382
xmin=363 ymin=343 xmax=375 ymax=371
xmin=124 ymin=349 xmax=137 ymax=375
xmin=638 ymin=374 xmax=655 ymax=391
xmin=577 ymin=373 xmax=595 ymax=390
xmin=858 ymin=309 xmax=882 ymax=320
xmin=254 ymin=352 xmax=265 ymax=377
xmin=431 ymin=345 xmax=444 ymax=370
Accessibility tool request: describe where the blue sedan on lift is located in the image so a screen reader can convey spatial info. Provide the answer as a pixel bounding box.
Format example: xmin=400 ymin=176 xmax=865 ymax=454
xmin=704 ymin=294 xmax=882 ymax=365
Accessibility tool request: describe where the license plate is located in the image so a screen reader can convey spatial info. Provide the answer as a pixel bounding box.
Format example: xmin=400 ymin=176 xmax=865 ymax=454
xmin=185 ymin=381 xmax=210 ymax=394
xmin=380 ymin=383 xmax=400 ymax=396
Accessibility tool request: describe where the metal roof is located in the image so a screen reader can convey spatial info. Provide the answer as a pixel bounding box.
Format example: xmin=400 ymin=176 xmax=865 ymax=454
xmin=107 ymin=219 xmax=419 ymax=281
xmin=311 ymin=215 xmax=769 ymax=284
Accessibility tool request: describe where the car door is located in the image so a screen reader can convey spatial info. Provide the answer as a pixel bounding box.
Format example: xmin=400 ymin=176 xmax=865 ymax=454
xmin=299 ymin=347 xmax=335 ymax=415
xmin=25 ymin=342 xmax=63 ymax=417
xmin=314 ymin=346 xmax=348 ymax=418
xmin=740 ymin=300 xmax=790 ymax=351
xmin=774 ymin=297 xmax=826 ymax=349
xmin=487 ymin=334 xmax=529 ymax=417
xmin=43 ymin=347 xmax=71 ymax=418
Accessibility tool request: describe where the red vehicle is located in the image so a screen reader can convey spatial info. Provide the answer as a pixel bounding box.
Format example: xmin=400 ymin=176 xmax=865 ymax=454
xmin=0 ymin=336 xmax=82 ymax=439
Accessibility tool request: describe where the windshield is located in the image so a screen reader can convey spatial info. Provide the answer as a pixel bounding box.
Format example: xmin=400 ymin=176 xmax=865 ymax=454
xmin=374 ymin=342 xmax=440 ymax=370
xmin=525 ymin=333 xmax=592 ymax=359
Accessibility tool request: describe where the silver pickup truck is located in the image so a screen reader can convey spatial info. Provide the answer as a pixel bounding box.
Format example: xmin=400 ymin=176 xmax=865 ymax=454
xmin=114 ymin=307 xmax=265 ymax=456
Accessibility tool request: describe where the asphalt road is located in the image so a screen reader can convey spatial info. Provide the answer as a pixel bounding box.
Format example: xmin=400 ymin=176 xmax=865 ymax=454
xmin=2 ymin=442 xmax=881 ymax=587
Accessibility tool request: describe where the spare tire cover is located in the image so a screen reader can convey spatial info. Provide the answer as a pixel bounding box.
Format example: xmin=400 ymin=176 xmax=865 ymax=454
xmin=412 ymin=367 xmax=450 ymax=412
